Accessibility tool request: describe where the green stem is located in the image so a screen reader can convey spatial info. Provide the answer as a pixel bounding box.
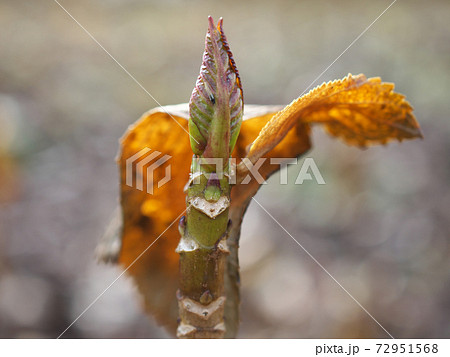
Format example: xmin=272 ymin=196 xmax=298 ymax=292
xmin=176 ymin=171 xmax=231 ymax=338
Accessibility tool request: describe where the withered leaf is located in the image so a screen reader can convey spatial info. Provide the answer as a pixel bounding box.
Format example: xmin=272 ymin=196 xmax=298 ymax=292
xmin=117 ymin=105 xmax=191 ymax=333
xmin=246 ymin=74 xmax=422 ymax=164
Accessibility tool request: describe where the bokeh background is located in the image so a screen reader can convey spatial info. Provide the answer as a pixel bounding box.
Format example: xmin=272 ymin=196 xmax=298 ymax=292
xmin=0 ymin=0 xmax=449 ymax=338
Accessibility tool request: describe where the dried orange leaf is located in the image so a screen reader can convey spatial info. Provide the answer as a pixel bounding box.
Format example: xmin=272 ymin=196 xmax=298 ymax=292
xmin=117 ymin=105 xmax=192 ymax=333
xmin=247 ymin=74 xmax=422 ymax=163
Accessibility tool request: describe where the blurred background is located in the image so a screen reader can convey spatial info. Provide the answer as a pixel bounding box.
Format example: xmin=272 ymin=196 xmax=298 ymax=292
xmin=0 ymin=0 xmax=449 ymax=338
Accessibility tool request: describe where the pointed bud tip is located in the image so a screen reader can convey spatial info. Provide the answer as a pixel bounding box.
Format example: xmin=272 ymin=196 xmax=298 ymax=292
xmin=208 ymin=16 xmax=215 ymax=31
xmin=207 ymin=16 xmax=224 ymax=32
xmin=189 ymin=15 xmax=243 ymax=159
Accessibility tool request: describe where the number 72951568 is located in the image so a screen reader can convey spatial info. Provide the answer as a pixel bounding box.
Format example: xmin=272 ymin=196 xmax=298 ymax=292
xmin=376 ymin=343 xmax=438 ymax=354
